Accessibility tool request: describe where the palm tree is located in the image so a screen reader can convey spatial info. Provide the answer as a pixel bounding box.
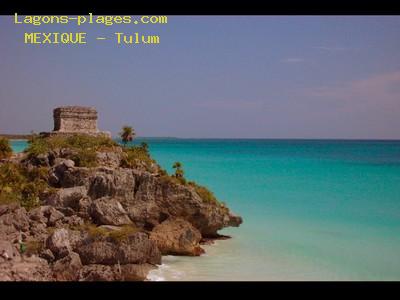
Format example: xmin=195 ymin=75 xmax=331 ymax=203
xmin=140 ymin=142 xmax=149 ymax=152
xmin=119 ymin=126 xmax=135 ymax=147
xmin=172 ymin=161 xmax=184 ymax=178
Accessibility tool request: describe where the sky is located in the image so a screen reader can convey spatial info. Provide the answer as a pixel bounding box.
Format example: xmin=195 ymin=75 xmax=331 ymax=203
xmin=1 ymin=15 xmax=400 ymax=139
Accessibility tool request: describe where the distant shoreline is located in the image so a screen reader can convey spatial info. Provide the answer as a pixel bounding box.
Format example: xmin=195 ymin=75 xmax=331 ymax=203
xmin=2 ymin=134 xmax=400 ymax=142
xmin=0 ymin=134 xmax=31 ymax=140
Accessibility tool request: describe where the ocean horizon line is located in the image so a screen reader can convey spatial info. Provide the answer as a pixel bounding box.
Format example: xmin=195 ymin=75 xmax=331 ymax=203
xmin=3 ymin=135 xmax=400 ymax=142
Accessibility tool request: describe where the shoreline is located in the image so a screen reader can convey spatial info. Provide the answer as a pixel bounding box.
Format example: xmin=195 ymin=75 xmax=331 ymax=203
xmin=146 ymin=240 xmax=222 ymax=281
xmin=0 ymin=134 xmax=31 ymax=140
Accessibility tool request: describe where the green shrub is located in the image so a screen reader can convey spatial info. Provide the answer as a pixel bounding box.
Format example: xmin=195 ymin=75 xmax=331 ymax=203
xmin=71 ymin=150 xmax=98 ymax=167
xmin=0 ymin=137 xmax=12 ymax=160
xmin=158 ymin=162 xmax=219 ymax=204
xmin=0 ymin=162 xmax=53 ymax=210
xmin=74 ymin=223 xmax=140 ymax=243
xmin=26 ymin=134 xmax=117 ymax=167
xmin=86 ymin=224 xmax=110 ymax=239
xmin=108 ymin=225 xmax=140 ymax=243
xmin=119 ymin=126 xmax=135 ymax=146
xmin=159 ymin=174 xmax=182 ymax=185
xmin=25 ymin=240 xmax=44 ymax=256
xmin=120 ymin=144 xmax=155 ymax=170
xmin=188 ymin=181 xmax=219 ymax=204
xmin=172 ymin=162 xmax=184 ymax=178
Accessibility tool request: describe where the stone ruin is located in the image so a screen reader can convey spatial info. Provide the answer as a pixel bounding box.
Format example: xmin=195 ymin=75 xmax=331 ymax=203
xmin=44 ymin=106 xmax=111 ymax=138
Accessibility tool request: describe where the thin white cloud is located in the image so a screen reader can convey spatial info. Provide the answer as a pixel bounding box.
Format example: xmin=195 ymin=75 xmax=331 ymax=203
xmin=281 ymin=58 xmax=305 ymax=63
xmin=304 ymin=70 xmax=400 ymax=111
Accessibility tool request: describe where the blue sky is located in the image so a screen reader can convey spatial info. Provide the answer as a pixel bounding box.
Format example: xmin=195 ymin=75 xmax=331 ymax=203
xmin=1 ymin=16 xmax=400 ymax=138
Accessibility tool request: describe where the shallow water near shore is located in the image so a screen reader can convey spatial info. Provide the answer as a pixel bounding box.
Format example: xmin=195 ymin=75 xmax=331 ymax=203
xmin=11 ymin=139 xmax=400 ymax=280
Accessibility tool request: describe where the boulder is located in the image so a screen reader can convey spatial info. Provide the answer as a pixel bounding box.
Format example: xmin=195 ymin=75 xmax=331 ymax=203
xmin=0 ymin=240 xmax=20 ymax=262
xmin=120 ymin=263 xmax=156 ymax=281
xmin=46 ymin=186 xmax=87 ymax=209
xmin=28 ymin=205 xmax=65 ymax=227
xmin=129 ymin=172 xmax=243 ymax=236
xmin=96 ymin=149 xmax=123 ymax=168
xmin=89 ymin=197 xmax=132 ymax=226
xmin=0 ymin=205 xmax=30 ymax=232
xmin=150 ymin=218 xmax=204 ymax=256
xmin=48 ymin=159 xmax=75 ymax=186
xmin=48 ymin=209 xmax=64 ymax=227
xmin=0 ymin=256 xmax=53 ymax=281
xmin=29 ymin=222 xmax=48 ymax=240
xmin=68 ymin=230 xmax=87 ymax=250
xmin=77 ymin=263 xmax=155 ymax=281
xmin=63 ymin=215 xmax=85 ymax=227
xmin=45 ymin=228 xmax=72 ymax=259
xmin=88 ymin=168 xmax=136 ymax=200
xmin=28 ymin=206 xmax=49 ymax=224
xmin=50 ymin=166 xmax=92 ymax=188
xmin=0 ymin=203 xmax=20 ymax=217
xmin=76 ymin=232 xmax=161 ymax=265
xmin=78 ymin=264 xmax=121 ymax=281
xmin=39 ymin=248 xmax=55 ymax=263
xmin=0 ymin=226 xmax=19 ymax=247
xmin=52 ymin=252 xmax=82 ymax=281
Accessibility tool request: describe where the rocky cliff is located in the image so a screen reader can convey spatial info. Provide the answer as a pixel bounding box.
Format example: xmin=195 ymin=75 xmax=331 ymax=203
xmin=0 ymin=135 xmax=242 ymax=281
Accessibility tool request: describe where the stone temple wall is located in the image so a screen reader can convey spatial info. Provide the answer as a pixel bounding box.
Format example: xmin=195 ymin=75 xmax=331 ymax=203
xmin=53 ymin=106 xmax=98 ymax=133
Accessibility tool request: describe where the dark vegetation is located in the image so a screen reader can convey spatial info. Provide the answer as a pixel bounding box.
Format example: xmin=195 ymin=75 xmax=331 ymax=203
xmin=0 ymin=162 xmax=54 ymax=210
xmin=74 ymin=223 xmax=142 ymax=244
xmin=0 ymin=137 xmax=12 ymax=160
xmin=1 ymin=129 xmax=223 ymax=210
xmin=26 ymin=134 xmax=117 ymax=167
xmin=120 ymin=142 xmax=156 ymax=171
xmin=119 ymin=126 xmax=135 ymax=147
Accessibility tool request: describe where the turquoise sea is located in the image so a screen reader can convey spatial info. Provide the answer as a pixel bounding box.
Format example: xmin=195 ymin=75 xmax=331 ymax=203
xmin=10 ymin=139 xmax=400 ymax=280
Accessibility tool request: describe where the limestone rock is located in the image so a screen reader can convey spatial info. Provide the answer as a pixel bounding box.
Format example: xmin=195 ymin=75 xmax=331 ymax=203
xmin=39 ymin=248 xmax=55 ymax=263
xmin=0 ymin=241 xmax=20 ymax=262
xmin=59 ymin=167 xmax=93 ymax=188
xmin=0 ymin=205 xmax=30 ymax=232
xmin=96 ymin=149 xmax=124 ymax=168
xmin=150 ymin=218 xmax=204 ymax=256
xmin=48 ymin=159 xmax=76 ymax=186
xmin=76 ymin=232 xmax=161 ymax=266
xmin=52 ymin=252 xmax=82 ymax=281
xmin=45 ymin=228 xmax=72 ymax=259
xmin=77 ymin=263 xmax=155 ymax=281
xmin=28 ymin=205 xmax=65 ymax=227
xmin=78 ymin=264 xmax=121 ymax=281
xmin=89 ymin=197 xmax=132 ymax=226
xmin=29 ymin=222 xmax=48 ymax=240
xmin=0 ymin=256 xmax=53 ymax=281
xmin=63 ymin=215 xmax=85 ymax=227
xmin=46 ymin=186 xmax=87 ymax=209
xmin=48 ymin=162 xmax=92 ymax=188
xmin=88 ymin=168 xmax=136 ymax=200
xmin=120 ymin=263 xmax=156 ymax=281
xmin=129 ymin=171 xmax=243 ymax=236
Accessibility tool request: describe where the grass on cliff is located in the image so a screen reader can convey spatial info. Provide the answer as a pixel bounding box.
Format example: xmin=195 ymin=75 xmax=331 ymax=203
xmin=25 ymin=239 xmax=44 ymax=256
xmin=158 ymin=162 xmax=223 ymax=206
xmin=74 ymin=223 xmax=141 ymax=244
xmin=0 ymin=162 xmax=54 ymax=210
xmin=0 ymin=137 xmax=12 ymax=160
xmin=26 ymin=134 xmax=118 ymax=167
xmin=188 ymin=182 xmax=219 ymax=204
xmin=120 ymin=142 xmax=157 ymax=171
